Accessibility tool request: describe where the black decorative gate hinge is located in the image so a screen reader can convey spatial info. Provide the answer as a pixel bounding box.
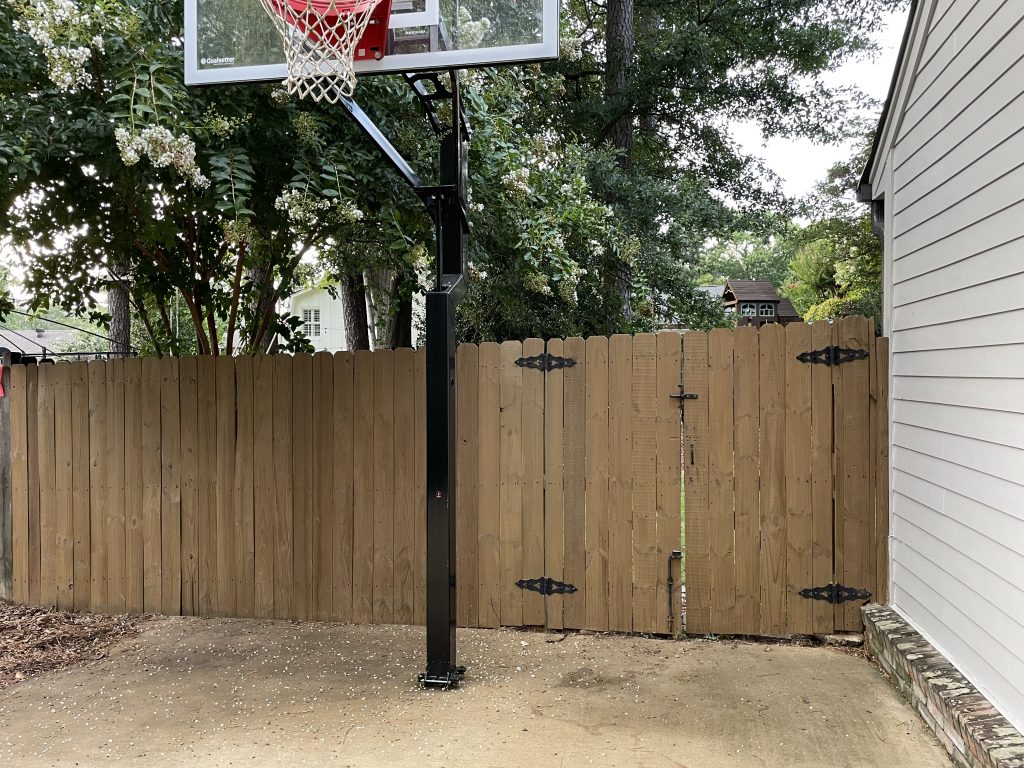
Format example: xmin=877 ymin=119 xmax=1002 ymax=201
xmin=515 ymin=353 xmax=576 ymax=372
xmin=799 ymin=583 xmax=871 ymax=604
xmin=516 ymin=577 xmax=577 ymax=596
xmin=797 ymin=346 xmax=868 ymax=367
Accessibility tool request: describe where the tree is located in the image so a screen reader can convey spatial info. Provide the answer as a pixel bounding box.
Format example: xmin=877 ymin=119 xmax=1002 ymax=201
xmin=697 ymin=230 xmax=797 ymax=289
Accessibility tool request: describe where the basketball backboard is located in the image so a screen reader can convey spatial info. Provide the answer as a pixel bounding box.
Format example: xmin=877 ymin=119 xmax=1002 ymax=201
xmin=184 ymin=0 xmax=559 ymax=85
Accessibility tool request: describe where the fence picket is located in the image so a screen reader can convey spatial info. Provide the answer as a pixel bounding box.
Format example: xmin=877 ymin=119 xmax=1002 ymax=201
xmin=179 ymin=357 xmax=200 ymax=617
xmin=655 ymin=333 xmax=682 ymax=635
xmin=53 ymin=363 xmax=73 ymax=610
xmin=758 ymin=324 xmax=787 ymax=636
xmin=161 ymin=357 xmax=182 ymax=616
xmin=333 ymin=352 xmax=355 ymax=622
xmin=784 ymin=323 xmax=813 ymax=635
xmin=544 ymin=338 xmax=566 ymax=631
xmin=499 ymin=340 xmax=524 ymax=627
xmin=312 ymin=352 xmax=333 ymax=621
xmin=352 ymin=350 xmax=374 ymax=624
xmin=455 ymin=343 xmax=479 ymax=627
xmin=11 ymin=365 xmax=29 ymax=604
xmin=521 ymin=338 xmax=546 ymax=627
xmin=70 ymin=363 xmax=91 ymax=612
xmin=608 ymin=334 xmax=633 ymax=633
xmin=252 ymin=355 xmax=275 ymax=618
xmin=584 ymin=335 xmax=609 ymax=631
xmin=732 ymin=326 xmax=760 ymax=634
xmin=394 ymin=348 xmax=417 ymax=626
xmin=106 ymin=359 xmax=126 ymax=613
xmin=123 ymin=359 xmax=144 ymax=614
xmin=810 ymin=321 xmax=835 ymax=633
xmin=708 ymin=329 xmax=737 ymax=634
xmin=291 ymin=353 xmax=313 ymax=621
xmin=682 ymin=332 xmax=710 ymax=634
xmin=561 ymin=337 xmax=586 ymax=630
xmin=142 ymin=358 xmax=162 ymax=614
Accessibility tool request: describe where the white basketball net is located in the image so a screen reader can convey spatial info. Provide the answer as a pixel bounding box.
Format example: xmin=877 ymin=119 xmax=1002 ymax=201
xmin=259 ymin=0 xmax=384 ymax=103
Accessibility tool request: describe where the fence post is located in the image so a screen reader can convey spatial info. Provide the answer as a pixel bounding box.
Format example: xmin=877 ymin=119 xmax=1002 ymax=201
xmin=0 ymin=348 xmax=12 ymax=601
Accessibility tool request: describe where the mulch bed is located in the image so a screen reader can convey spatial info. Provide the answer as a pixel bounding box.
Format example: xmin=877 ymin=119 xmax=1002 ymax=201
xmin=0 ymin=600 xmax=142 ymax=691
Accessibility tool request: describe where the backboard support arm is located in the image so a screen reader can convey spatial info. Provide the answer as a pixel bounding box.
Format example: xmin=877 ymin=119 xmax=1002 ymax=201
xmin=335 ymin=70 xmax=468 ymax=689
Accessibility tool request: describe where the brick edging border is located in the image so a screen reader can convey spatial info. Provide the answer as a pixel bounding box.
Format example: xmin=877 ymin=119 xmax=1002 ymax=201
xmin=862 ymin=604 xmax=1024 ymax=768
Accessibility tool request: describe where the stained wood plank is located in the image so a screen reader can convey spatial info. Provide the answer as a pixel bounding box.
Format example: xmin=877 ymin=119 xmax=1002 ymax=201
xmin=291 ymin=353 xmax=313 ymax=621
xmin=631 ymin=334 xmax=659 ymax=634
xmin=784 ymin=323 xmax=814 ymax=635
xmin=53 ymin=363 xmax=74 ymax=610
xmin=521 ymin=338 xmax=546 ymax=627
xmin=11 ymin=365 xmax=29 ymax=603
xmin=708 ymin=329 xmax=736 ymax=634
xmin=544 ymin=338 xmax=566 ymax=631
xmin=311 ymin=352 xmax=333 ymax=621
xmin=655 ymin=333 xmax=682 ymax=635
xmin=141 ymin=358 xmax=162 ymax=614
xmin=352 ymin=350 xmax=375 ymax=624
xmin=394 ymin=348 xmax=417 ymax=625
xmin=809 ymin=321 xmax=835 ymax=633
xmin=252 ymin=355 xmax=275 ymax=618
xmin=196 ymin=356 xmax=218 ymax=616
xmin=233 ymin=355 xmax=255 ymax=618
xmin=476 ymin=343 xmax=501 ymax=629
xmin=498 ymin=340 xmax=524 ymax=627
xmin=215 ymin=356 xmax=237 ymax=615
xmin=561 ymin=338 xmax=586 ymax=630
xmin=85 ymin=363 xmax=104 ymax=610
xmin=874 ymin=336 xmax=890 ymax=606
xmin=835 ymin=316 xmax=873 ymax=630
xmin=179 ymin=357 xmax=200 ymax=617
xmin=372 ymin=350 xmax=395 ymax=624
xmin=454 ymin=343 xmax=479 ymax=627
xmin=37 ymin=363 xmax=56 ymax=607
xmin=161 ymin=357 xmax=182 ymax=616
xmin=70 ymin=363 xmax=91 ymax=611
xmin=105 ymin=359 xmax=127 ymax=613
xmin=682 ymin=332 xmax=710 ymax=634
xmin=758 ymin=323 xmax=787 ymax=636
xmin=122 ymin=358 xmax=144 ymax=614
xmin=413 ymin=348 xmax=427 ymax=625
xmin=271 ymin=355 xmax=294 ymax=620
xmin=607 ymin=334 xmax=633 ymax=633
xmin=584 ymin=335 xmax=609 ymax=632
xmin=332 ymin=352 xmax=355 ymax=622
xmin=733 ymin=326 xmax=760 ymax=633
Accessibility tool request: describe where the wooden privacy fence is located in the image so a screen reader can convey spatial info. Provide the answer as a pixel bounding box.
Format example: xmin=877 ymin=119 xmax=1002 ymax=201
xmin=683 ymin=316 xmax=889 ymax=636
xmin=6 ymin=335 xmax=683 ymax=634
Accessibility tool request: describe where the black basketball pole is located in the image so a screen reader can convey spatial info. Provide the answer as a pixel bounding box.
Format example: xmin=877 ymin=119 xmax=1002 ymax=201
xmin=337 ymin=70 xmax=469 ymax=687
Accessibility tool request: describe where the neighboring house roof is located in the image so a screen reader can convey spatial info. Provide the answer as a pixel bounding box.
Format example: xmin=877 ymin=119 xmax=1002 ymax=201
xmin=0 ymin=328 xmax=84 ymax=355
xmin=723 ymin=280 xmax=783 ymax=303
xmin=777 ymin=299 xmax=800 ymax=320
xmin=697 ymin=285 xmax=726 ymax=300
xmin=857 ymin=0 xmax=920 ymax=201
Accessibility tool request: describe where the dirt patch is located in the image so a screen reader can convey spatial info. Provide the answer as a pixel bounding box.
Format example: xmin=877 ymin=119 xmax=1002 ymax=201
xmin=0 ymin=600 xmax=141 ymax=690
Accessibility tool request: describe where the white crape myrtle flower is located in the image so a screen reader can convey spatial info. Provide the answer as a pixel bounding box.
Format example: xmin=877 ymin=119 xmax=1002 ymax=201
xmin=456 ymin=6 xmax=491 ymax=49
xmin=274 ymin=189 xmax=363 ymax=227
xmin=115 ymin=125 xmax=210 ymax=189
xmin=18 ymin=0 xmax=105 ymax=91
xmin=561 ymin=36 xmax=583 ymax=62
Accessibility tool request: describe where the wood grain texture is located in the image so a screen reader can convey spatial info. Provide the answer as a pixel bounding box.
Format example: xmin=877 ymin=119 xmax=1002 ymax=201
xmin=784 ymin=322 xmax=813 ymax=635
xmin=476 ymin=343 xmax=501 ymax=629
xmin=543 ymin=338 xmax=566 ymax=631
xmin=708 ymin=329 xmax=736 ymax=634
xmin=607 ymin=334 xmax=633 ymax=633
xmin=498 ymin=340 xmax=524 ymax=627
xmin=332 ymin=352 xmax=355 ymax=623
xmin=560 ymin=338 xmax=586 ymax=630
xmin=84 ymin=364 xmax=103 ymax=610
xmin=141 ymin=358 xmax=162 ymax=614
xmin=160 ymin=356 xmax=182 ymax=616
xmin=413 ymin=349 xmax=427 ymax=626
xmin=179 ymin=357 xmax=200 ymax=617
xmin=105 ymin=360 xmax=126 ymax=613
xmin=372 ymin=350 xmax=395 ymax=624
xmin=252 ymin=355 xmax=275 ymax=618
xmin=630 ymin=334 xmax=659 ymax=634
xmin=36 ymin=363 xmax=56 ymax=607
xmin=10 ymin=365 xmax=29 ymax=603
xmin=682 ymin=333 xmax=710 ymax=634
xmin=197 ymin=356 xmax=218 ymax=617
xmin=584 ymin=335 xmax=609 ymax=631
xmin=352 ymin=350 xmax=375 ymax=624
xmin=758 ymin=323 xmax=787 ymax=636
xmin=455 ymin=344 xmax=479 ymax=627
xmin=311 ymin=352 xmax=333 ymax=621
xmin=291 ymin=353 xmax=313 ymax=621
xmin=393 ymin=348 xmax=417 ymax=626
xmin=122 ymin=358 xmax=144 ymax=614
xmin=53 ymin=363 xmax=73 ymax=610
xmin=215 ymin=356 xmax=237 ymax=615
xmin=70 ymin=363 xmax=91 ymax=611
xmin=732 ymin=326 xmax=760 ymax=633
xmin=233 ymin=356 xmax=255 ymax=618
xmin=520 ymin=338 xmax=546 ymax=627
xmin=655 ymin=333 xmax=682 ymax=635
xmin=809 ymin=321 xmax=835 ymax=633
xmin=271 ymin=355 xmax=293 ymax=620
xmin=26 ymin=366 xmax=40 ymax=606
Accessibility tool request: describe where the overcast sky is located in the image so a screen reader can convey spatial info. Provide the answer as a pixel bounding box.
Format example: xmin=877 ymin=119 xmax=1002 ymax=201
xmin=730 ymin=8 xmax=909 ymax=200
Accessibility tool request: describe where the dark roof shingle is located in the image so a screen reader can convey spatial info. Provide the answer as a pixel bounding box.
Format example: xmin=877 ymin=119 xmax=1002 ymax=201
xmin=724 ymin=280 xmax=783 ymax=302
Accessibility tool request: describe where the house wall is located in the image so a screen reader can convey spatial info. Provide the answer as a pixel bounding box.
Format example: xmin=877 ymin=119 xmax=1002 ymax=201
xmin=289 ymin=290 xmax=347 ymax=352
xmin=880 ymin=0 xmax=1024 ymax=732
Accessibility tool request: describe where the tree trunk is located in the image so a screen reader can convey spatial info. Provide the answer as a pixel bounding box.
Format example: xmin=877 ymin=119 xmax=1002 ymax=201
xmin=389 ymin=297 xmax=413 ymax=349
xmin=246 ymin=259 xmax=276 ymax=353
xmin=341 ymin=273 xmax=371 ymax=351
xmin=605 ymin=0 xmax=635 ymax=170
xmin=108 ymin=277 xmax=131 ymax=357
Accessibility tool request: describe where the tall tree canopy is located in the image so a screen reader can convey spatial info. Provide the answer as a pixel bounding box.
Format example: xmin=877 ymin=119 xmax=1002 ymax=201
xmin=1 ymin=0 xmax=903 ymax=352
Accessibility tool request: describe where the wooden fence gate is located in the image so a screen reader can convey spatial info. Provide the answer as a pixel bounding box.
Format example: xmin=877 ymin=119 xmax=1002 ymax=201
xmin=682 ymin=316 xmax=889 ymax=636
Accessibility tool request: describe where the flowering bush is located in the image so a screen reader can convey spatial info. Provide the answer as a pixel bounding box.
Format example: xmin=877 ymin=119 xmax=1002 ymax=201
xmin=12 ymin=0 xmax=103 ymax=90
xmin=114 ymin=125 xmax=210 ymax=189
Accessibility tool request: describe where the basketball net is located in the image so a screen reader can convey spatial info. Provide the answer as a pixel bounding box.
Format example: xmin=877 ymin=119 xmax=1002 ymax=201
xmin=259 ymin=0 xmax=384 ymax=103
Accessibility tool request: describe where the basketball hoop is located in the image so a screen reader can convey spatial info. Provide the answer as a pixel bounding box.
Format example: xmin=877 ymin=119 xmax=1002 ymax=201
xmin=259 ymin=0 xmax=392 ymax=103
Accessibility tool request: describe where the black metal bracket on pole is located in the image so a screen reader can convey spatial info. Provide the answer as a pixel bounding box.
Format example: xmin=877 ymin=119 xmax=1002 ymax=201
xmin=335 ymin=71 xmax=468 ymax=688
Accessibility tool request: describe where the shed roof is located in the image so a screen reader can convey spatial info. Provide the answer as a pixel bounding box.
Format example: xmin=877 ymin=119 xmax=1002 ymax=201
xmin=777 ymin=299 xmax=801 ymax=319
xmin=724 ymin=280 xmax=783 ymax=302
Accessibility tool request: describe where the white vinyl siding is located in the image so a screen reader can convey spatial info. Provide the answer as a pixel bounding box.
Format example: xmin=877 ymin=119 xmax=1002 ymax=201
xmin=881 ymin=0 xmax=1024 ymax=732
